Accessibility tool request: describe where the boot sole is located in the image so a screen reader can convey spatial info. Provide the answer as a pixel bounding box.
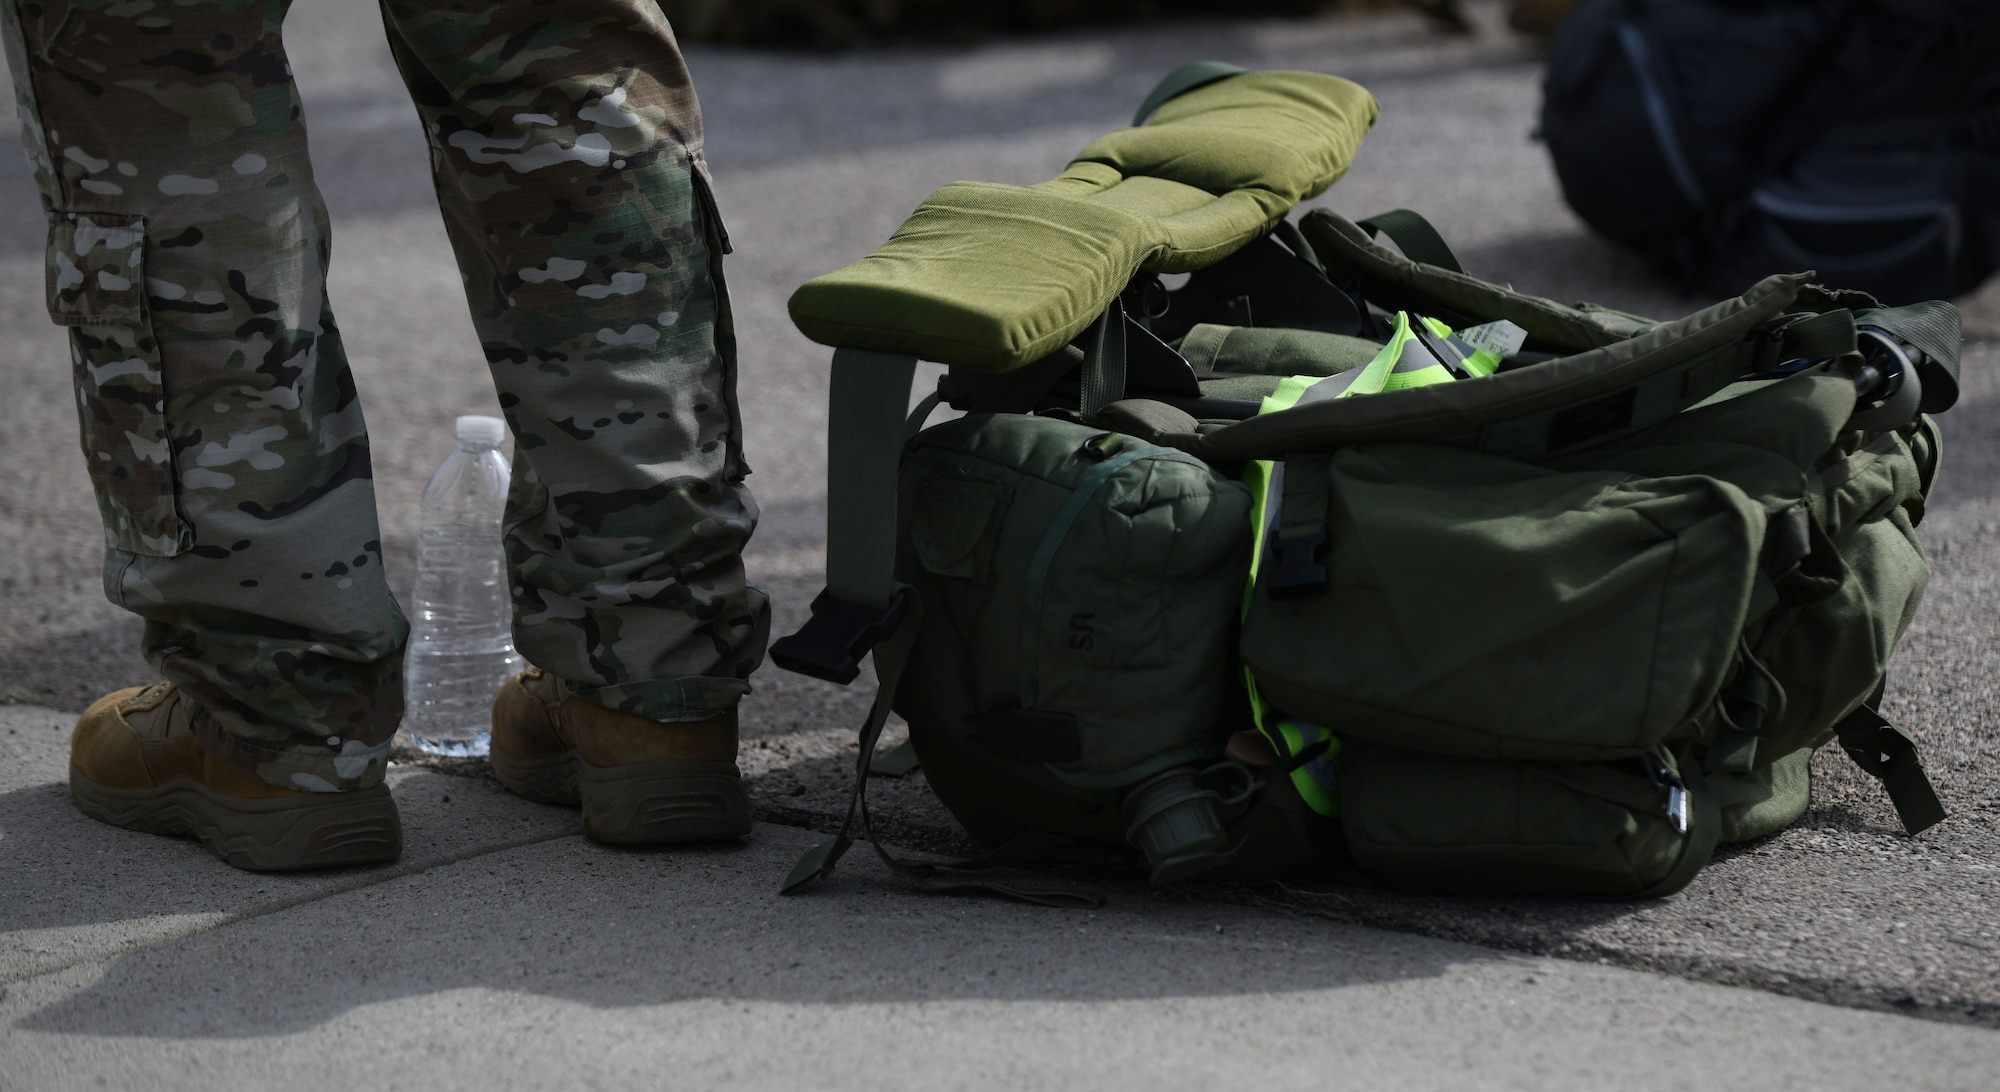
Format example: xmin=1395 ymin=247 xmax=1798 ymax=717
xmin=489 ymin=749 xmax=750 ymax=845
xmin=69 ymin=767 xmax=403 ymax=871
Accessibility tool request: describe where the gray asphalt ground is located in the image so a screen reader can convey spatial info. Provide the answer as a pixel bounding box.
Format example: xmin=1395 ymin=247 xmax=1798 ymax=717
xmin=3 ymin=0 xmax=1999 ymax=1084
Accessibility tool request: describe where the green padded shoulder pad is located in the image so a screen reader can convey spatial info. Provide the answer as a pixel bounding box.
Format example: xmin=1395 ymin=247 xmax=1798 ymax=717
xmin=788 ymin=71 xmax=1379 ymax=372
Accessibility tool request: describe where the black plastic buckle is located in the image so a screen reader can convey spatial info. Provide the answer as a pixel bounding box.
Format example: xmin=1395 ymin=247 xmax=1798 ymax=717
xmin=769 ymin=587 xmax=911 ymax=685
xmin=1267 ymin=526 xmax=1330 ymax=600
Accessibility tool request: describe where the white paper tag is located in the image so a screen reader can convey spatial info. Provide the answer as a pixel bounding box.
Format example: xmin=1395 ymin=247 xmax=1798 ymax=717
xmin=1454 ymin=319 xmax=1528 ymax=362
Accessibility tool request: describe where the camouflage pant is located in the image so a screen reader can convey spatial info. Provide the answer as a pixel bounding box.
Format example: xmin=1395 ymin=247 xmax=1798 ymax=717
xmin=0 ymin=0 xmax=769 ymax=791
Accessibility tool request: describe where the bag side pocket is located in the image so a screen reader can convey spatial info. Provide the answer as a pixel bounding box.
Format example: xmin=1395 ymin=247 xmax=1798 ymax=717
xmin=1338 ymin=741 xmax=1719 ymax=898
xmin=1242 ymin=442 xmax=1765 ymax=760
xmin=48 ymin=211 xmax=190 ymax=557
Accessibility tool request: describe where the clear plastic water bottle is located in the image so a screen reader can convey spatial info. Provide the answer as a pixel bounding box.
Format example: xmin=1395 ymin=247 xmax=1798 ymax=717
xmin=403 ymin=414 xmax=521 ymax=757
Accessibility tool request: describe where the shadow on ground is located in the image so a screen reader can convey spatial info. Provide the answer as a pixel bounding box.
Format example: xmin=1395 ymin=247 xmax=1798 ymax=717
xmin=7 ymin=823 xmax=1478 ymax=1040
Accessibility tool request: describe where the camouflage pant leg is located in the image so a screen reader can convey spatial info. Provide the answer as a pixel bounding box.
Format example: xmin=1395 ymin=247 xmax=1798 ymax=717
xmin=1 ymin=0 xmax=407 ymax=790
xmin=378 ymin=0 xmax=769 ymax=721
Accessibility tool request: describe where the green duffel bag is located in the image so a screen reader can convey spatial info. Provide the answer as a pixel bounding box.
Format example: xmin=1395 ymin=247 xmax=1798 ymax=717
xmin=1225 ymin=327 xmax=1946 ymax=884
xmin=771 ymin=64 xmax=1962 ymax=907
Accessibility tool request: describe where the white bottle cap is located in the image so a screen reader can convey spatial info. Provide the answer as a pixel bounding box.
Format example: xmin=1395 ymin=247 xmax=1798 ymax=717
xmin=455 ymin=414 xmax=506 ymax=448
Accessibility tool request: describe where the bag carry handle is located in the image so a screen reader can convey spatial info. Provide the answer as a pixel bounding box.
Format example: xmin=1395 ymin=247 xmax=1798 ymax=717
xmin=1357 ymin=209 xmax=1465 ymax=274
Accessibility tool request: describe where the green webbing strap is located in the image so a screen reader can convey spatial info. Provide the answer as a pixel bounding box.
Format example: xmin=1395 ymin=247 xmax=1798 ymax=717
xmin=1080 ymin=304 xmax=1128 ymax=420
xmin=1835 ymin=701 xmax=1947 ymax=836
xmin=1706 ymin=635 xmax=1789 ymax=775
xmin=1236 ymin=387 xmax=1340 ymax=818
xmin=781 ymin=600 xmax=921 ymax=895
xmin=782 ymin=593 xmax=1105 ymax=908
xmin=1357 ymin=209 xmax=1465 ymax=274
xmin=1277 ymin=456 xmax=1330 ymax=541
xmin=1272 ymin=218 xmax=1327 ymax=275
xmin=1020 ymin=447 xmax=1160 ymax=710
xmin=826 ymin=349 xmax=920 ymax=610
xmin=1132 ymin=60 xmax=1248 ymax=126
xmin=1704 ymin=721 xmax=1760 ymax=774
xmin=1774 ymin=309 xmax=1855 ymax=362
xmin=1474 ymin=343 xmax=1744 ymax=461
xmin=1857 ymin=301 xmax=1963 ymax=413
xmin=868 ymin=738 xmax=922 ymax=778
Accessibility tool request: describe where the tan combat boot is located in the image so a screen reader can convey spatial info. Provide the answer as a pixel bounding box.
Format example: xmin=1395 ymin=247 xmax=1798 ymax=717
xmin=69 ymin=683 xmax=403 ymax=870
xmin=489 ymin=667 xmax=751 ymax=844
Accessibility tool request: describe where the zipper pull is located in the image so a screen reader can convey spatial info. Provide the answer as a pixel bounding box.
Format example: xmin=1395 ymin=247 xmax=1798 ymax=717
xmin=1642 ymin=754 xmax=1693 ymax=837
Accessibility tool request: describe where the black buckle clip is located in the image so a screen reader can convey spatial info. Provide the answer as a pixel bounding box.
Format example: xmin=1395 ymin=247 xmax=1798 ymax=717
xmin=1267 ymin=526 xmax=1330 ymax=600
xmin=769 ymin=587 xmax=912 ymax=685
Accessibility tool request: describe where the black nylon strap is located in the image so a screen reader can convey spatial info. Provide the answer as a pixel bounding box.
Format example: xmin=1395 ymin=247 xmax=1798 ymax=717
xmin=967 ymin=709 xmax=1082 ymax=764
xmin=1277 ymin=735 xmax=1334 ymax=774
xmin=1132 ymin=60 xmax=1248 ymax=126
xmin=1271 ymin=218 xmax=1326 ymax=274
xmin=1835 ymin=702 xmax=1948 ymax=835
xmin=969 ymin=346 xmax=1083 ymax=415
xmin=1357 ymin=209 xmax=1464 ymax=274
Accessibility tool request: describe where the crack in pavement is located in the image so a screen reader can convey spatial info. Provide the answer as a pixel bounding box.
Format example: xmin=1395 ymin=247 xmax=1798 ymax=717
xmin=0 ymin=822 xmax=581 ymax=988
